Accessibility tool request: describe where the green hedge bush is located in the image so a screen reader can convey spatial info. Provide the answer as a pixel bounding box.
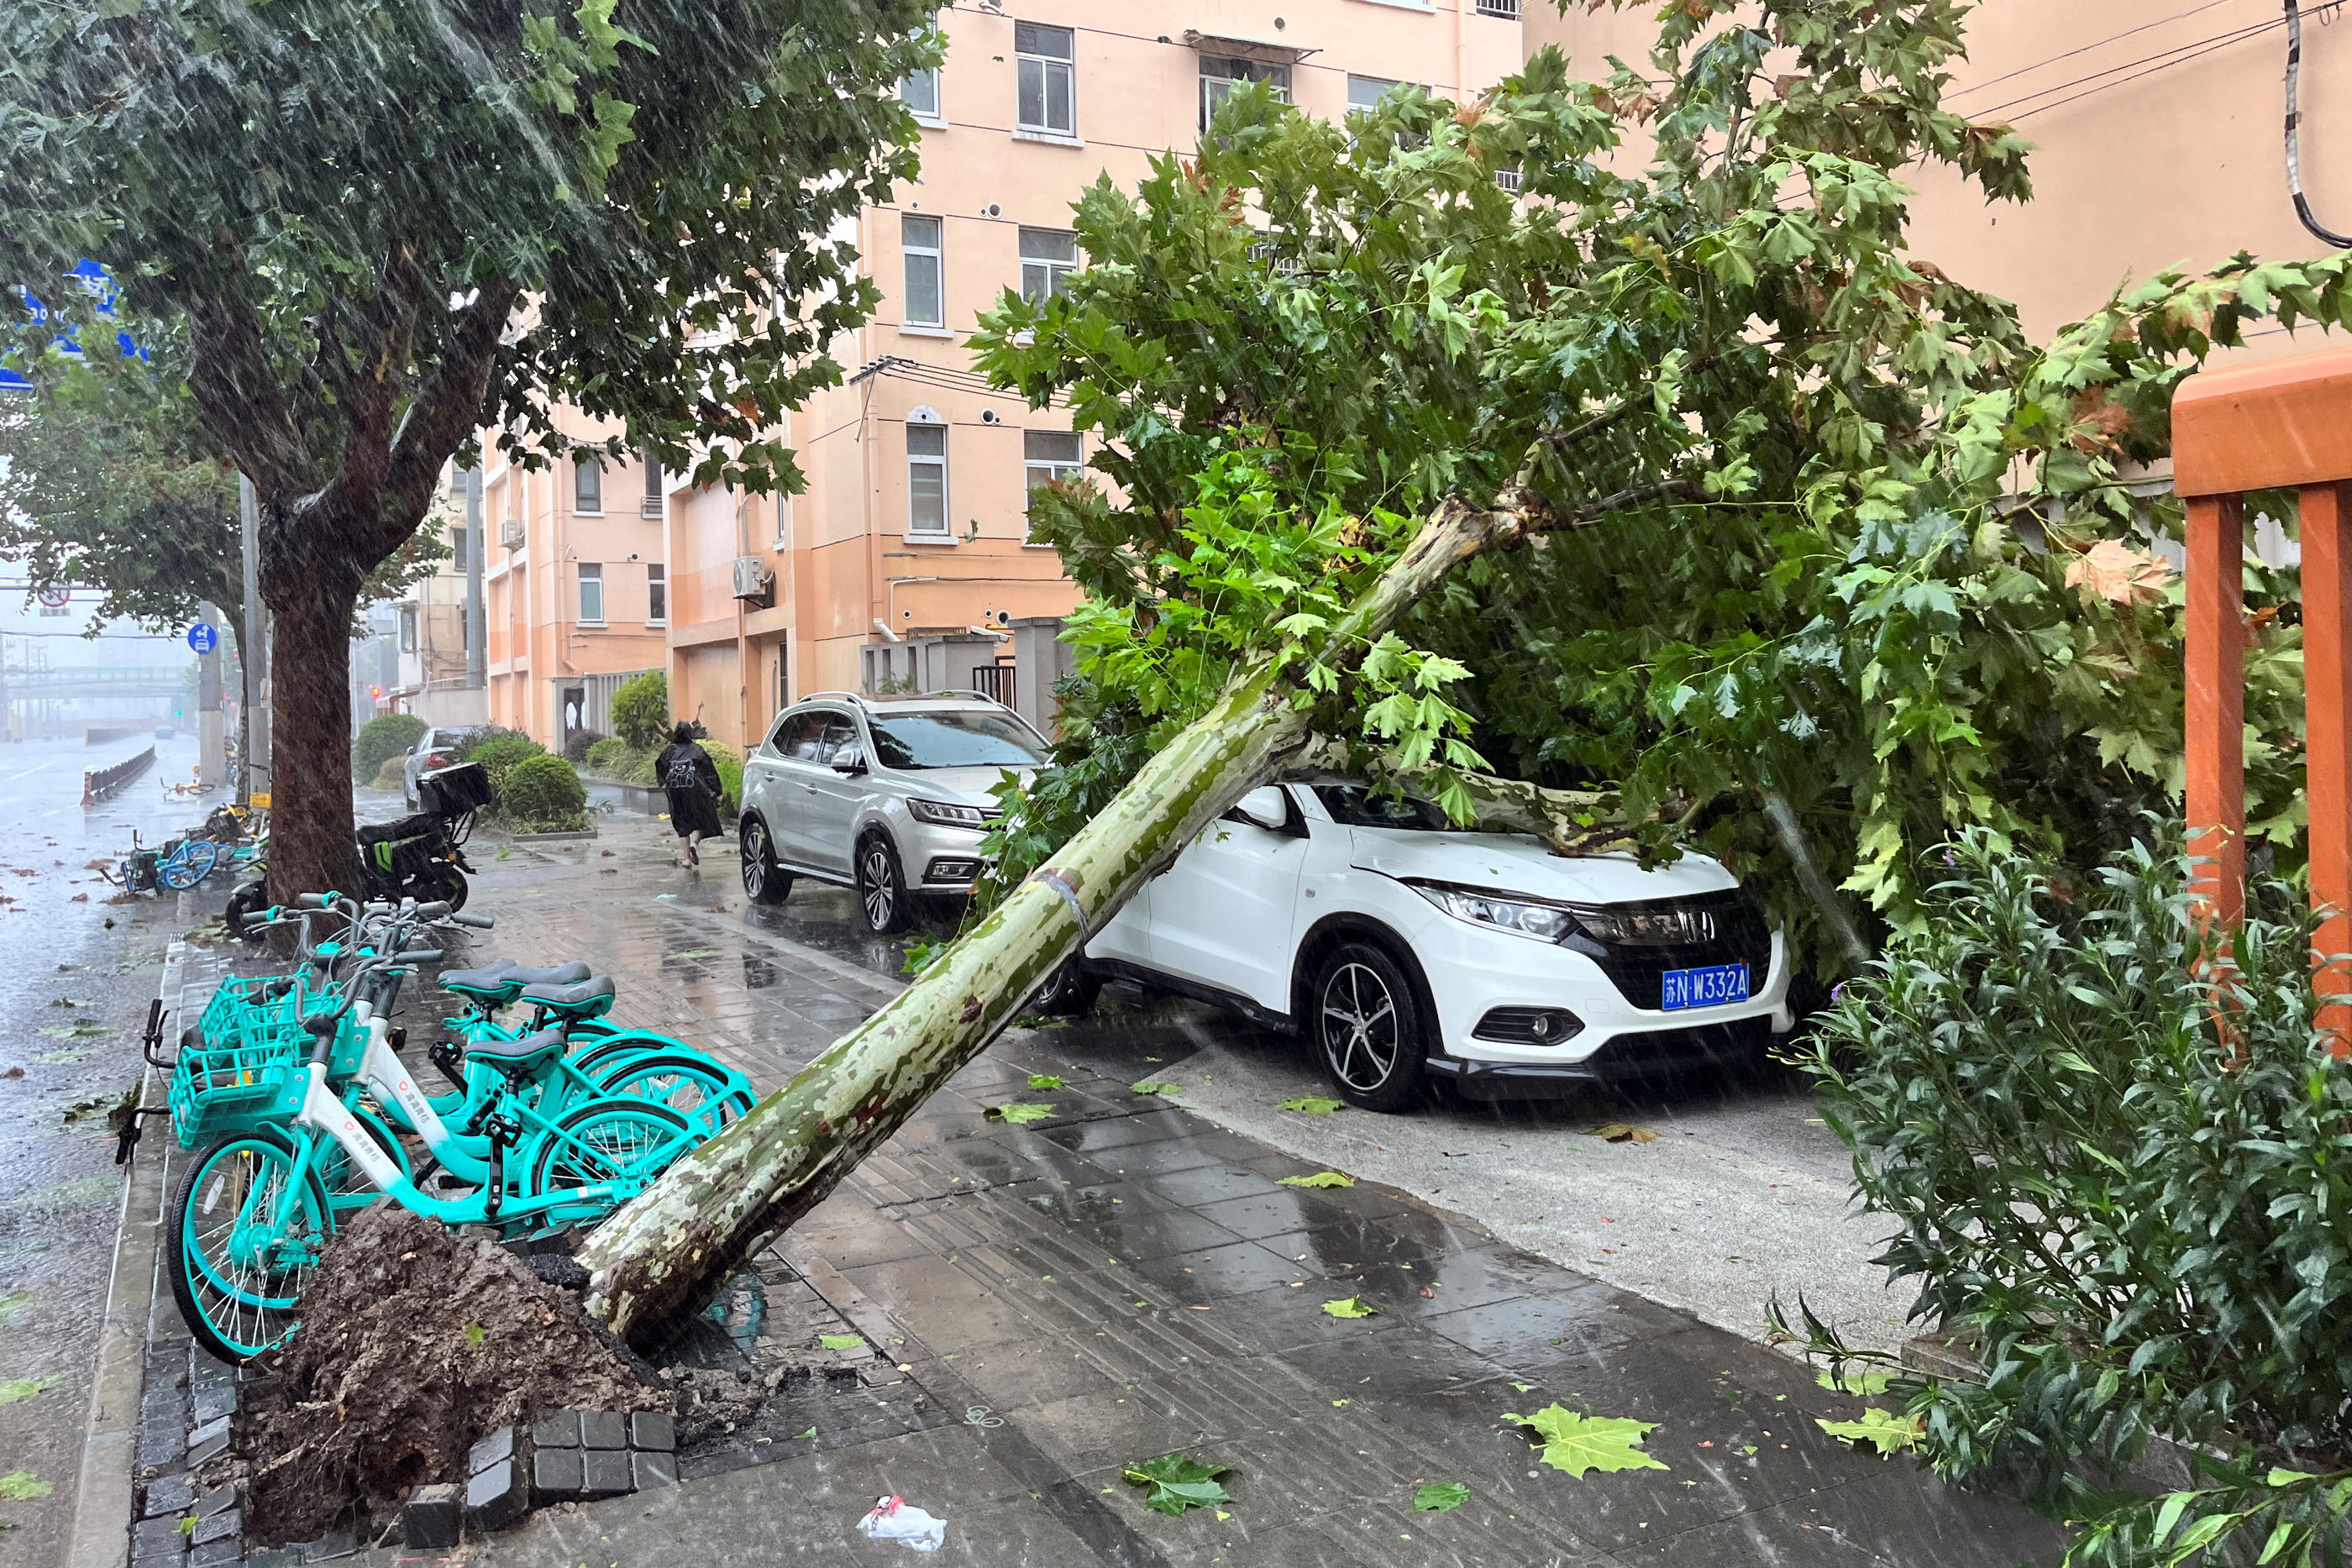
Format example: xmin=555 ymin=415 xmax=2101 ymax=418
xmin=496 ymin=753 xmax=587 ymax=832
xmin=370 ymin=755 xmax=407 ymax=790
xmin=610 ymin=671 xmax=669 ymax=750
xmin=1793 ymin=833 xmax=2352 ymax=1567
xmin=562 ymin=728 xmax=603 ymax=765
xmin=465 ymin=731 xmax=546 ymax=789
xmin=353 ymin=713 xmax=425 ymax=779
xmin=699 ymin=739 xmax=742 ymax=816
xmin=583 ymin=737 xmax=649 ymax=780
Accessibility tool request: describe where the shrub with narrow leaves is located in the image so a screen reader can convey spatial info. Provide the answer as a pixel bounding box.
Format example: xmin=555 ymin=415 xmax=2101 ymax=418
xmin=1793 ymin=832 xmax=2352 ymax=1567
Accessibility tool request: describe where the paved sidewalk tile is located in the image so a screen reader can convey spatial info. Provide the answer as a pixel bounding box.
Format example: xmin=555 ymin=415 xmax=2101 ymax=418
xmin=330 ymin=829 xmax=2067 ymax=1567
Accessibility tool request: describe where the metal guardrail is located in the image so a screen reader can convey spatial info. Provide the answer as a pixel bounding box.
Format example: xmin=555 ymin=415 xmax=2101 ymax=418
xmin=82 ymin=745 xmax=155 ymax=806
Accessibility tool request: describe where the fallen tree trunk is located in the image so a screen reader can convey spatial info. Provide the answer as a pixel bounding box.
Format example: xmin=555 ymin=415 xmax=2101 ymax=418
xmin=580 ymin=478 xmax=1656 ymax=1340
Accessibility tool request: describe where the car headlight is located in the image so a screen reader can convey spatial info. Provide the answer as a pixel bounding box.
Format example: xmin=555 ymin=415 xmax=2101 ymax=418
xmin=907 ymin=798 xmax=991 ymax=828
xmin=1409 ymin=881 xmax=1576 ymax=943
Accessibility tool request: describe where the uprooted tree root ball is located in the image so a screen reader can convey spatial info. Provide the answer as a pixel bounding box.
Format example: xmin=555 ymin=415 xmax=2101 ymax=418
xmin=234 ymin=1206 xmax=665 ymax=1547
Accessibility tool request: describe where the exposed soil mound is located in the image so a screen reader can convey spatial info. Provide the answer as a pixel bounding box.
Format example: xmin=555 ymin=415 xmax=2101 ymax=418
xmin=237 ymin=1206 xmax=664 ymax=1547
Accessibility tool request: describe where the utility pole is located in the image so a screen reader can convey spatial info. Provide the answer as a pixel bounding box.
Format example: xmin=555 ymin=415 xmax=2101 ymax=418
xmin=239 ymin=474 xmax=272 ymax=804
xmin=196 ymin=598 xmax=226 ymax=787
xmin=465 ymin=466 xmax=486 ymax=693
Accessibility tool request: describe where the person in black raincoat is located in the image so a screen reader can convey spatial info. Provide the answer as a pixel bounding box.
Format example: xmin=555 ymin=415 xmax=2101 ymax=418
xmin=657 ymin=721 xmax=723 ymax=867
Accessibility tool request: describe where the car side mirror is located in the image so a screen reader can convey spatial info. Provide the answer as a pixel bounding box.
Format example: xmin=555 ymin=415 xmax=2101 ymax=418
xmin=1231 ymin=785 xmax=1288 ymax=833
xmin=831 ymin=747 xmax=865 ymax=775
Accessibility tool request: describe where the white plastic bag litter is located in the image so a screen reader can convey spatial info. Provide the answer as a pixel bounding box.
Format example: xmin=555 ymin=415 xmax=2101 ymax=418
xmin=858 ymin=1495 xmax=947 ymax=1553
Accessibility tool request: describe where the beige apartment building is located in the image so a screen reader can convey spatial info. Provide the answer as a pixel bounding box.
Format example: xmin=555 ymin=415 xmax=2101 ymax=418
xmin=648 ymin=0 xmax=1529 ymax=752
xmin=1525 ymin=1 xmax=2352 ymax=349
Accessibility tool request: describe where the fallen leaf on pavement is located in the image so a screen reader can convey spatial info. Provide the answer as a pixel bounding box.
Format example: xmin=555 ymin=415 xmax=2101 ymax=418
xmin=1122 ymin=1452 xmax=1231 ymax=1517
xmin=1504 ymin=1405 xmax=1670 ymax=1477
xmin=1322 ymin=1296 xmax=1378 ymax=1319
xmin=1412 ymin=1481 xmax=1470 ymax=1513
xmin=1027 ymin=1074 xmax=1065 ymax=1091
xmin=1589 ymin=1123 xmax=1659 ymax=1144
xmin=986 ymin=1103 xmax=1055 ymax=1125
xmin=1278 ymin=1095 xmax=1345 ymax=1114
xmin=1278 ymin=1171 xmax=1354 ymax=1188
xmin=819 ymin=1334 xmax=864 ymax=1350
xmin=1130 ymin=1080 xmax=1180 ymax=1095
xmin=1817 ymin=1407 xmax=1924 ymax=1456
xmin=1815 ymin=1367 xmax=1895 ymax=1397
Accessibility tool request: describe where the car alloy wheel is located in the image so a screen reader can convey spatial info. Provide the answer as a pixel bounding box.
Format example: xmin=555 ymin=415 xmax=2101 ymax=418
xmin=740 ymin=818 xmax=790 ymax=905
xmin=1323 ymin=962 xmax=1399 ymax=1091
xmin=1312 ymin=941 xmax=1429 ymax=1112
xmin=856 ymin=836 xmax=911 ymax=935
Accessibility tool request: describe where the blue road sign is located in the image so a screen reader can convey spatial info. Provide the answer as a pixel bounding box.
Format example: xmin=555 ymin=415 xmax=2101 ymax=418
xmin=187 ymin=623 xmax=218 ymax=654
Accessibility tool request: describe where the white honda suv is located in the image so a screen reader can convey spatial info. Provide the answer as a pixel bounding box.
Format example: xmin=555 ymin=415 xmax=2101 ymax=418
xmin=1054 ymin=779 xmax=1793 ymax=1111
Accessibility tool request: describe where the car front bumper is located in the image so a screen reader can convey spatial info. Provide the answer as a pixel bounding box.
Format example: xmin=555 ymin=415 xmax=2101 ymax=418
xmin=895 ymin=817 xmax=992 ymax=892
xmin=1407 ymin=910 xmax=1795 ymax=1086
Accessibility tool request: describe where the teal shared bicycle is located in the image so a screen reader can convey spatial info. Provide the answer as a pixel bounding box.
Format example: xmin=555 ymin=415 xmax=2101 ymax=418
xmin=160 ymin=896 xmax=746 ymax=1361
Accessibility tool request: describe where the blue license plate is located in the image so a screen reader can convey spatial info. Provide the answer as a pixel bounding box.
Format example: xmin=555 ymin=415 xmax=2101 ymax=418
xmin=1661 ymin=962 xmax=1750 ymax=1010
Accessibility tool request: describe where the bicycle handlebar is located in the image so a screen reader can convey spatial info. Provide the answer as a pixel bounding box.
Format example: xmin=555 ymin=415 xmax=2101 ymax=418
xmin=450 ymin=911 xmax=495 ymax=930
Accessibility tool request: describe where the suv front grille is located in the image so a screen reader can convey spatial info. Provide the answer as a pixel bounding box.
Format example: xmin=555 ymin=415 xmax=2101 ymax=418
xmin=1571 ymin=889 xmax=1772 ymax=1009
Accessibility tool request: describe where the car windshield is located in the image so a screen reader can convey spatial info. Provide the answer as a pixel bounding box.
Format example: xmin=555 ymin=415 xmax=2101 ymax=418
xmin=1314 ymin=784 xmax=1449 ymax=831
xmin=867 ymin=710 xmax=1047 ymax=770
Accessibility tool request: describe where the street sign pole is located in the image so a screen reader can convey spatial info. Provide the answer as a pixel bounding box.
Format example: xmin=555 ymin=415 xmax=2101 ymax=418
xmin=465 ymin=466 xmax=486 ymax=691
xmin=195 ymin=601 xmax=225 ymax=787
xmin=238 ymin=474 xmax=271 ymax=805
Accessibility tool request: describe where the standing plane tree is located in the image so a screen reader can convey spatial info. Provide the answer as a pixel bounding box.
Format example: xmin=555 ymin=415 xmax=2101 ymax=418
xmin=576 ymin=0 xmax=2342 ymax=1338
xmin=0 ymin=0 xmax=938 ymax=894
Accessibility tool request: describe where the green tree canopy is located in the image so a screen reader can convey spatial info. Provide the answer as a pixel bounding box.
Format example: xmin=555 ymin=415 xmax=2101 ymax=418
xmin=0 ymin=0 xmax=937 ymax=895
xmin=976 ymin=1 xmax=2326 ymax=977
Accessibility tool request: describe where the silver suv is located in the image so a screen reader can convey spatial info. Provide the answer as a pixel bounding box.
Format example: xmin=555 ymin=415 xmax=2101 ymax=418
xmin=737 ymin=691 xmax=1051 ymax=933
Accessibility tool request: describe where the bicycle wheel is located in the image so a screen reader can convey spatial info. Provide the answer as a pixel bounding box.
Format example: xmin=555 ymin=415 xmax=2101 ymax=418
xmin=183 ymin=838 xmax=221 ymax=883
xmin=167 ymin=1128 xmax=333 ymax=1362
xmin=591 ymin=1052 xmax=755 ymax=1137
xmin=158 ymin=853 xmax=202 ymax=891
xmin=569 ymin=1029 xmax=690 ymax=1079
xmin=527 ymin=1099 xmax=697 ymax=1214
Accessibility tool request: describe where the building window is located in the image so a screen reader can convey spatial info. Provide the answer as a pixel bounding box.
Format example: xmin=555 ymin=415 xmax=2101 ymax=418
xmin=1020 ymin=228 xmax=1078 ymax=304
xmin=1024 ymin=430 xmax=1083 ymax=496
xmin=578 ymin=563 xmax=605 ymax=625
xmin=906 ymin=422 xmax=949 ymax=538
xmin=450 ymin=526 xmax=469 ymax=574
xmin=1200 ymin=56 xmax=1289 ymax=132
xmin=901 ymin=63 xmax=941 ymax=121
xmin=642 ymin=454 xmax=664 ymax=517
xmin=574 ymin=458 xmax=603 ymax=513
xmin=902 ymin=214 xmax=944 ymax=328
xmin=1016 ymin=22 xmax=1074 ymax=136
xmin=398 ymin=607 xmax=417 ymax=653
xmin=1347 ymin=75 xmax=1399 ymax=116
xmin=1475 ymin=0 xmax=1520 ymax=16
xmin=647 ymin=564 xmax=667 ymax=625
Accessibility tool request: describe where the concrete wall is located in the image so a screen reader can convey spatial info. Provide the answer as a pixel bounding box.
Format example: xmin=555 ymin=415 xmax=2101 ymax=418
xmin=1524 ymin=0 xmax=2352 ymax=356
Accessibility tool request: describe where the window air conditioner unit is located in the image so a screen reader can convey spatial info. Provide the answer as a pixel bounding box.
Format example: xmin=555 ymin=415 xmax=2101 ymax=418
xmin=500 ymin=518 xmax=526 ymax=550
xmin=731 ymin=555 xmax=775 ymax=608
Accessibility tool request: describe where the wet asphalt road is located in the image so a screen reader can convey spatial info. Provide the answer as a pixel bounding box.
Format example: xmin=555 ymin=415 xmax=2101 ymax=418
xmin=564 ymin=790 xmax=1907 ymax=1356
xmin=0 ymin=733 xmax=231 ymax=1559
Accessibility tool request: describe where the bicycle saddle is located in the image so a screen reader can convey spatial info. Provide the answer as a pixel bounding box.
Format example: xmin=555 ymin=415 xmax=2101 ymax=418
xmin=462 ymin=1025 xmax=568 ymax=1067
xmin=518 ymin=976 xmax=617 ymax=1016
xmin=439 ymin=962 xmax=517 ymax=995
xmin=442 ymin=961 xmax=593 ymax=999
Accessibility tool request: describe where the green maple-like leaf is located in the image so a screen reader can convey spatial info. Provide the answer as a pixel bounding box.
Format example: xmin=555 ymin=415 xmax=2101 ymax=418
xmin=1816 ymin=1406 xmax=1924 ymax=1456
xmin=819 ymin=1333 xmax=864 ymax=1350
xmin=1122 ymin=1452 xmax=1231 ymax=1516
xmin=1814 ymin=1367 xmax=1894 ymax=1397
xmin=462 ymin=1322 xmax=486 ymax=1348
xmin=1130 ymin=1079 xmax=1180 ymax=1095
xmin=1027 ymin=1073 xmax=1065 ymax=1090
xmin=1504 ymin=1405 xmax=1669 ymax=1478
xmin=0 ymin=1471 xmax=52 ymax=1500
xmin=986 ymin=1103 xmax=1056 ymax=1125
xmin=1278 ymin=1171 xmax=1354 ymax=1188
xmin=1278 ymin=1096 xmax=1344 ymax=1114
xmin=1412 ymin=1481 xmax=1470 ymax=1513
xmin=1321 ymin=1296 xmax=1378 ymax=1319
xmin=0 ymin=1376 xmax=62 ymax=1408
